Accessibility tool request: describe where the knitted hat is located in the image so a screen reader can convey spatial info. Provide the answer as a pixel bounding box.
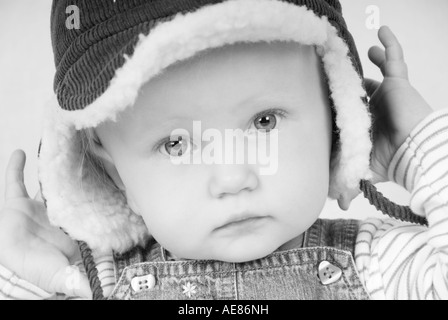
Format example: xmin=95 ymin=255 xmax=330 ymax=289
xmin=39 ymin=0 xmax=423 ymax=255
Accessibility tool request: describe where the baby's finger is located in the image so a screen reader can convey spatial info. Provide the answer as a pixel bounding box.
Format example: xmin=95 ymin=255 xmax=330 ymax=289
xmin=51 ymin=266 xmax=92 ymax=299
xmin=378 ymin=26 xmax=408 ymax=79
xmin=378 ymin=26 xmax=404 ymax=62
xmin=368 ymin=46 xmax=386 ymax=76
xmin=5 ymin=150 xmax=29 ymax=200
xmin=26 ymin=216 xmax=80 ymax=260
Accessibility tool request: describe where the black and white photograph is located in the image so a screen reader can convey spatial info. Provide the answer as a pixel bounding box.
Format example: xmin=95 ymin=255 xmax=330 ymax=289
xmin=0 ymin=0 xmax=447 ymax=305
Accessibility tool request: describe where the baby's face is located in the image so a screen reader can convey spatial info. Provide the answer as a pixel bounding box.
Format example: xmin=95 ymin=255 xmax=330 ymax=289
xmin=96 ymin=41 xmax=332 ymax=262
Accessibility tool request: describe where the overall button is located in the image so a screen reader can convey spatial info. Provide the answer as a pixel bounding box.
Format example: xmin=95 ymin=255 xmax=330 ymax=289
xmin=318 ymin=261 xmax=342 ymax=285
xmin=131 ymin=274 xmax=156 ymax=292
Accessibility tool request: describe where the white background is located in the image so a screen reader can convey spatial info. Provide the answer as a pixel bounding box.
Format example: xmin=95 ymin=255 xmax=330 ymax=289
xmin=0 ymin=0 xmax=447 ymax=220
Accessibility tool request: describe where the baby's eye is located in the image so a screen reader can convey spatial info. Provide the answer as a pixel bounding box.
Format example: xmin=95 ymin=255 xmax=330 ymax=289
xmin=251 ymin=108 xmax=287 ymax=132
xmin=160 ymin=136 xmax=194 ymax=157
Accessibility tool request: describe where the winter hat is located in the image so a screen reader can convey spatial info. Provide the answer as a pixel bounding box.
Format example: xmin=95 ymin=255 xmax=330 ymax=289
xmin=39 ymin=0 xmax=425 ymax=257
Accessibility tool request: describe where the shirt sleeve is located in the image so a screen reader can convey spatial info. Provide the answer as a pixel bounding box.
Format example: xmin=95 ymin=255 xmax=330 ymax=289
xmin=355 ymin=108 xmax=448 ymax=300
xmin=0 ymin=264 xmax=54 ymax=300
xmin=0 ymin=256 xmax=116 ymax=300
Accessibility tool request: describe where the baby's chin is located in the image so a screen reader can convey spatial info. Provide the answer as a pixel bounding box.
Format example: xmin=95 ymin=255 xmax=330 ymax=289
xmin=212 ymin=247 xmax=277 ymax=263
xmin=173 ymin=239 xmax=284 ymax=263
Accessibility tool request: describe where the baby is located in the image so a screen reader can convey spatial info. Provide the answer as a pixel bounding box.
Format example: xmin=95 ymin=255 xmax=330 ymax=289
xmin=0 ymin=0 xmax=447 ymax=300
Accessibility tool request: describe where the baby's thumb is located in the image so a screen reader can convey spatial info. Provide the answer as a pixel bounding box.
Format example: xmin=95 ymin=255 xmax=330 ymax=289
xmin=51 ymin=266 xmax=93 ymax=299
xmin=5 ymin=149 xmax=30 ymax=200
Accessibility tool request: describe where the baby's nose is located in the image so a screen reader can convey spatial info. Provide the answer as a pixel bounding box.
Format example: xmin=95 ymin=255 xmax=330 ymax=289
xmin=208 ymin=164 xmax=259 ymax=198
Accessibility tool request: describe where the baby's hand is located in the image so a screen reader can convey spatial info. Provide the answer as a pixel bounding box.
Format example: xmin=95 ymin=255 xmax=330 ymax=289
xmin=0 ymin=150 xmax=91 ymax=298
xmin=366 ymin=26 xmax=433 ymax=184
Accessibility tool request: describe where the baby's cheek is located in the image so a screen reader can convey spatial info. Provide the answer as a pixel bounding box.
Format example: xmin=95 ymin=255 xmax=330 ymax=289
xmin=275 ymin=135 xmax=329 ymax=206
xmin=136 ymin=182 xmax=201 ymax=233
xmin=147 ymin=210 xmax=208 ymax=260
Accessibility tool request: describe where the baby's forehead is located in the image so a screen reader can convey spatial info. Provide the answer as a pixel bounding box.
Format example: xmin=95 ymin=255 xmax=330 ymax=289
xmin=159 ymin=40 xmax=317 ymax=80
xmin=137 ymin=41 xmax=321 ymax=102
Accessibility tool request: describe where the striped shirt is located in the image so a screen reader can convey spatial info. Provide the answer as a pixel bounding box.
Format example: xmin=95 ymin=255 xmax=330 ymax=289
xmin=356 ymin=107 xmax=448 ymax=300
xmin=1 ymin=108 xmax=448 ymax=300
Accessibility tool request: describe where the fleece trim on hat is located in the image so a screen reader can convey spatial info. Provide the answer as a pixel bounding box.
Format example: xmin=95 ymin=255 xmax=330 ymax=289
xmin=39 ymin=0 xmax=372 ymax=254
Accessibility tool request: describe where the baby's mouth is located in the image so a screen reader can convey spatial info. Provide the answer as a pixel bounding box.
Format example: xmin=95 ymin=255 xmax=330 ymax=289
xmin=214 ymin=213 xmax=271 ymax=232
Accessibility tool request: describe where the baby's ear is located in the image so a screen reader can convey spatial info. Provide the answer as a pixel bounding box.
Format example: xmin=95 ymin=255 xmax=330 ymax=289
xmin=89 ymin=141 xmax=126 ymax=191
xmin=337 ymin=188 xmax=361 ymax=211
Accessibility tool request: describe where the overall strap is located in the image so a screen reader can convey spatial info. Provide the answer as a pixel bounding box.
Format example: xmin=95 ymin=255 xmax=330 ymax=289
xmin=112 ymin=238 xmax=164 ymax=282
xmin=78 ymin=238 xmax=161 ymax=300
xmin=304 ymin=219 xmax=360 ymax=255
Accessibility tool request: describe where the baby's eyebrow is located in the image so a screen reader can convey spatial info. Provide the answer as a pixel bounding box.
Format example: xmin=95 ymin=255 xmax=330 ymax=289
xmin=235 ymin=92 xmax=299 ymax=111
xmin=234 ymin=92 xmax=281 ymax=111
xmin=137 ymin=92 xmax=294 ymax=136
xmin=136 ymin=115 xmax=194 ymax=139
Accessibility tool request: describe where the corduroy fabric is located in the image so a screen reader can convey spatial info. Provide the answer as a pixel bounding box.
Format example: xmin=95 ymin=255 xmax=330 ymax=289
xmin=51 ymin=0 xmax=364 ymax=111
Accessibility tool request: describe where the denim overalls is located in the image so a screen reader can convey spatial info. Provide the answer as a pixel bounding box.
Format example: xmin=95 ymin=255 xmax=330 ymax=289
xmin=108 ymin=219 xmax=370 ymax=300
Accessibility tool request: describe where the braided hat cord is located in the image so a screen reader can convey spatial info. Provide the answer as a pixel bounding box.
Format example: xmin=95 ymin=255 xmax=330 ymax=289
xmin=78 ymin=241 xmax=106 ymax=300
xmin=360 ymin=180 xmax=428 ymax=226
